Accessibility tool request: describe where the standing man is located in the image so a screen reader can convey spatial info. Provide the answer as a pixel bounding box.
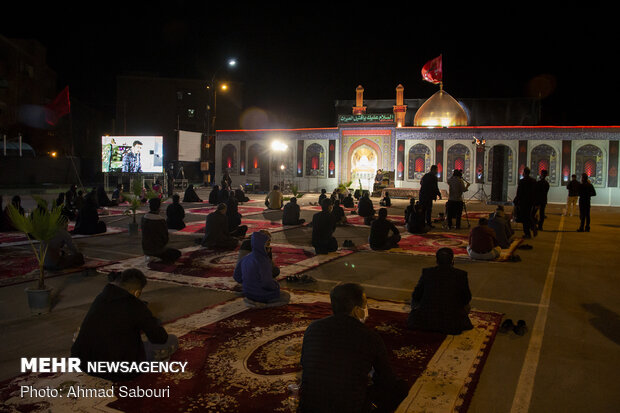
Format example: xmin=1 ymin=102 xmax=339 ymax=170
xmin=513 ymin=167 xmax=537 ymax=238
xmin=419 ymin=165 xmax=442 ymax=227
xmin=565 ymin=174 xmax=580 ymax=216
xmin=166 ymin=163 xmax=175 ymax=197
xmin=300 ymin=283 xmax=408 ymax=412
xmin=534 ymin=169 xmax=550 ymax=231
xmin=577 ymin=173 xmax=596 ymax=232
xmin=122 ymin=140 xmax=142 ymax=173
xmin=446 ymin=169 xmax=470 ymax=230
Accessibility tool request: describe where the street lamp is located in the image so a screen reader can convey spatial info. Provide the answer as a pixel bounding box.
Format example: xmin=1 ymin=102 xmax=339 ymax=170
xmin=202 ymin=58 xmax=237 ymax=186
xmin=270 ymin=140 xmax=288 ymax=190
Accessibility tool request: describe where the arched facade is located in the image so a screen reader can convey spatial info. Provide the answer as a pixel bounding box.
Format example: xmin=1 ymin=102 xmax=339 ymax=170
xmin=446 ymin=143 xmax=471 ymax=182
xmin=221 ymin=143 xmax=237 ymax=174
xmin=407 ymin=143 xmax=432 ymax=180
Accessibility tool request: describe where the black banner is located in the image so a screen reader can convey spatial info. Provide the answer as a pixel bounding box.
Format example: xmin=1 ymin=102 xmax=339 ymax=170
xmin=328 ymin=140 xmax=336 ymax=178
xmin=518 ymin=140 xmax=528 ymax=178
xmin=435 ymin=140 xmax=444 ymax=182
xmin=561 ymin=140 xmax=571 ymax=186
xmin=296 ymin=140 xmax=304 ymax=177
xmin=239 ymin=140 xmax=246 ymax=175
xmin=396 ymin=140 xmax=405 ymax=181
xmin=609 ymin=141 xmax=619 ymax=187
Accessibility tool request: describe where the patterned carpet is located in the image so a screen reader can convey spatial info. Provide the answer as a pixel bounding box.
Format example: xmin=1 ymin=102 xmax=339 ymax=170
xmin=0 ymin=291 xmax=503 ymax=413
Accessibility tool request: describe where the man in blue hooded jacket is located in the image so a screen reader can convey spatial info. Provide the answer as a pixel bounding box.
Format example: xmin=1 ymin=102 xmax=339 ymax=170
xmin=233 ymin=231 xmax=290 ymax=307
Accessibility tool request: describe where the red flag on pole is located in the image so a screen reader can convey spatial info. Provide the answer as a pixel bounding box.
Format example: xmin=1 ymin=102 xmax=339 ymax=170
xmin=45 ymin=86 xmax=71 ymax=125
xmin=421 ymin=55 xmax=443 ymax=84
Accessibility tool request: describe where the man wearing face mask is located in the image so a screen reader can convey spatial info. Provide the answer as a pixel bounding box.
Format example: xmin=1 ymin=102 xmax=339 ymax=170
xmin=299 ymin=283 xmax=408 ymax=413
xmin=407 ymin=248 xmax=473 ymax=335
xmin=71 ymin=269 xmax=178 ymax=381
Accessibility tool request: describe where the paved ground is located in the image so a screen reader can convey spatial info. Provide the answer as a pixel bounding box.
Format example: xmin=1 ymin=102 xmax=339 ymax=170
xmin=1 ymin=187 xmax=619 ymax=413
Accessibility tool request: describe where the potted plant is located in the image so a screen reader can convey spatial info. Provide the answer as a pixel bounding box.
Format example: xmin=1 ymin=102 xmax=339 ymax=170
xmin=122 ymin=179 xmax=162 ymax=235
xmin=6 ymin=197 xmax=64 ymax=314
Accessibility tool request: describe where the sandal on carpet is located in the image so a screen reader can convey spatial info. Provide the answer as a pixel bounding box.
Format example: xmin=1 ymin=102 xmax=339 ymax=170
xmin=299 ymin=274 xmax=316 ymax=284
xmin=286 ymin=275 xmax=300 ymax=283
xmin=499 ymin=319 xmax=514 ymax=333
xmin=513 ymin=320 xmax=528 ymax=336
xmin=517 ymin=244 xmax=533 ymax=250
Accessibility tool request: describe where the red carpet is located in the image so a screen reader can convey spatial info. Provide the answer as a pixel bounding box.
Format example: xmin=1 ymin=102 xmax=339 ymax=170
xmin=177 ymin=219 xmax=304 ymax=236
xmin=362 ymin=232 xmax=470 ymax=257
xmin=0 ymin=225 xmax=127 ymax=247
xmin=186 ymin=206 xmax=266 ymax=216
xmin=0 ymin=247 xmax=112 ymax=287
xmin=346 ymin=214 xmax=406 ymax=226
xmin=0 ymin=292 xmax=502 ymax=412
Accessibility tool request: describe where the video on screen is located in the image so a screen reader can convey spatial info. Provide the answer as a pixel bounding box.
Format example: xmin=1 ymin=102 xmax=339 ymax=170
xmin=101 ymin=136 xmax=163 ymax=173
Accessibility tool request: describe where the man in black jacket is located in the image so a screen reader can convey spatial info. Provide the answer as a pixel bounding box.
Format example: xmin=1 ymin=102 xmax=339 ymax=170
xmin=71 ymin=269 xmax=178 ymax=381
xmin=577 ymin=173 xmax=597 ymax=232
xmin=142 ymin=198 xmax=181 ymax=263
xmin=300 ymin=283 xmax=408 ymax=413
xmin=369 ymin=208 xmax=401 ymax=250
xmin=282 ymin=197 xmax=306 ymax=225
xmin=407 ymin=248 xmax=473 ymax=335
xmin=534 ymin=169 xmax=550 ymax=231
xmin=201 ymin=203 xmax=239 ymax=249
xmin=311 ymin=198 xmax=338 ymax=254
xmin=513 ymin=167 xmax=537 ymax=238
xmin=357 ymin=192 xmax=375 ymax=225
xmin=419 ymin=165 xmax=441 ymax=227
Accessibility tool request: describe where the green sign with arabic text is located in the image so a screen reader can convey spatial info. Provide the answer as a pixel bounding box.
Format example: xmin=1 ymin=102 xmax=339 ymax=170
xmin=338 ymin=113 xmax=394 ymax=124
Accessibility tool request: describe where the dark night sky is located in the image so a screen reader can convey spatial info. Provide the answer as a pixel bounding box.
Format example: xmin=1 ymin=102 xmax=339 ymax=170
xmin=5 ymin=3 xmax=619 ymax=128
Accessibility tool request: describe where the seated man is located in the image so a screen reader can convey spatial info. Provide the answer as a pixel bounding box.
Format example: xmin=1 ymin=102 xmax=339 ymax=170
xmin=265 ymin=185 xmax=283 ymax=210
xmin=342 ymin=192 xmax=355 ymax=208
xmin=208 ymin=185 xmax=220 ymax=205
xmin=407 ymin=248 xmax=474 ymax=335
xmin=404 ymin=197 xmax=416 ymax=223
xmin=111 ymin=184 xmax=125 ymax=205
xmin=369 ymin=208 xmax=401 ymax=250
xmin=282 ymin=197 xmax=306 ymax=225
xmin=237 ymin=230 xmax=280 ymax=278
xmin=71 ymin=268 xmax=178 ymax=381
xmin=235 ymin=185 xmax=250 ymax=203
xmin=226 ymin=197 xmax=248 ymax=237
xmin=357 ymin=192 xmax=376 ymax=225
xmin=300 ymin=283 xmax=408 ymax=412
xmin=311 ymin=198 xmax=338 ymax=254
xmin=200 ymin=203 xmax=239 ymax=249
xmin=233 ymin=231 xmax=289 ymax=307
xmin=331 ymin=199 xmax=347 ymax=226
xmin=406 ymin=201 xmax=429 ymax=234
xmin=488 ymin=205 xmax=516 ymax=249
xmin=43 ymin=217 xmax=85 ymax=271
xmin=166 ymin=193 xmax=186 ymax=230
xmin=318 ymin=188 xmax=327 ymax=205
xmin=379 ymin=191 xmax=392 ymax=207
xmin=141 ymin=198 xmax=182 ymax=263
xmin=73 ymin=192 xmax=107 ymax=235
xmin=467 ymin=218 xmax=501 ymax=260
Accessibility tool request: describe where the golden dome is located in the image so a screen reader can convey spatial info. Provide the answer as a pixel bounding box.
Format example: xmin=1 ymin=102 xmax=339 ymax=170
xmin=414 ymin=88 xmax=468 ymax=127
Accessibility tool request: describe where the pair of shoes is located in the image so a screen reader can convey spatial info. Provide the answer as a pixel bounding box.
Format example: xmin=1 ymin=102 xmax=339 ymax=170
xmin=343 ymin=240 xmax=355 ymax=248
xmin=513 ymin=320 xmax=528 ymax=335
xmin=517 ymin=244 xmax=533 ymax=250
xmin=523 ymin=234 xmax=532 ymax=239
xmin=286 ymin=274 xmax=316 ymax=284
xmin=499 ymin=319 xmax=528 ymax=335
xmin=585 ymin=227 xmax=590 ymax=232
xmin=499 ymin=319 xmax=514 ymax=333
xmin=577 ymin=228 xmax=584 ymax=232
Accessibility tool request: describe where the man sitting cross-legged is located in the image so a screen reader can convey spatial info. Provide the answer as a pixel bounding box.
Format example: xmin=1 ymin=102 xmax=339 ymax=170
xmin=407 ymin=247 xmax=474 ymax=335
xmin=311 ymin=198 xmax=338 ymax=254
xmin=233 ymin=231 xmax=290 ymax=308
xmin=282 ymin=197 xmax=306 ymax=225
xmin=141 ymin=197 xmax=182 ymax=263
xmin=71 ymin=268 xmax=178 ymax=381
xmin=369 ymin=207 xmax=401 ymax=251
xmin=300 ymin=282 xmax=408 ymax=413
xmin=200 ymin=203 xmax=240 ymax=250
xmin=43 ymin=217 xmax=85 ymax=271
xmin=467 ymin=217 xmax=501 ymax=261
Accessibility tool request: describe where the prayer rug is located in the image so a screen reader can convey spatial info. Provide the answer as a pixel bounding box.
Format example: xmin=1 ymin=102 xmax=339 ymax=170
xmin=0 ymin=247 xmax=112 ymax=287
xmin=0 ymin=291 xmax=502 ymax=413
xmin=346 ymin=214 xmax=406 ymax=227
xmin=362 ymin=232 xmax=470 ymax=257
xmin=186 ymin=206 xmax=266 ymax=216
xmin=0 ymin=226 xmax=127 ymax=248
xmin=98 ymin=244 xmax=355 ymax=291
xmin=176 ymin=219 xmax=304 ymax=236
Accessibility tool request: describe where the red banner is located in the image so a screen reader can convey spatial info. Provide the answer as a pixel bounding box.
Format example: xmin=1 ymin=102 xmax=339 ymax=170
xmin=45 ymin=86 xmax=71 ymax=125
xmin=421 ymin=55 xmax=442 ymax=84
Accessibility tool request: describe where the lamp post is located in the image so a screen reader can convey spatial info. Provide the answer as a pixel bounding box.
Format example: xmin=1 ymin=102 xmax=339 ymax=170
xmin=203 ymin=58 xmax=237 ymax=186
